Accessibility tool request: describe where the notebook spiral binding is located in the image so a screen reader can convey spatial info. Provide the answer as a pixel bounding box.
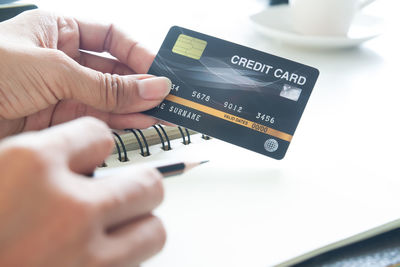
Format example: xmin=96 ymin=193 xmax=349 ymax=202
xmin=112 ymin=132 xmax=128 ymax=162
xmin=152 ymin=125 xmax=171 ymax=151
xmin=124 ymin=129 xmax=150 ymax=157
xmin=109 ymin=125 xmax=210 ymax=164
xmin=178 ymin=126 xmax=191 ymax=145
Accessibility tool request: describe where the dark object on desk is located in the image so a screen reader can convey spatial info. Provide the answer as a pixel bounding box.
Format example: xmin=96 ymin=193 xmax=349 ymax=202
xmin=268 ymin=0 xmax=288 ymax=6
xmin=0 ymin=0 xmax=18 ymax=4
xmin=294 ymin=227 xmax=400 ymax=267
xmin=0 ymin=3 xmax=37 ymax=22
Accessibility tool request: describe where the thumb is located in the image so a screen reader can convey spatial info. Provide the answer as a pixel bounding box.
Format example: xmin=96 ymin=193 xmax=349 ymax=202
xmin=64 ymin=58 xmax=171 ymax=114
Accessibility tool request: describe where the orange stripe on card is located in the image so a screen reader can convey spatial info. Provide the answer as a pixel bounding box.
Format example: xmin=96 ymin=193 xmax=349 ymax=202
xmin=165 ymin=95 xmax=293 ymax=142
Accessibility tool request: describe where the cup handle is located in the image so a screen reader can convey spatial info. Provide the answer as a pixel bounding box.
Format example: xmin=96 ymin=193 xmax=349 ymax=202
xmin=359 ymin=0 xmax=376 ymax=9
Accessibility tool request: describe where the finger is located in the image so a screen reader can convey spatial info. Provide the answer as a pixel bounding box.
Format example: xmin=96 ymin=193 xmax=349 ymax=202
xmin=106 ymin=113 xmax=160 ymax=129
xmin=77 ymin=51 xmax=135 ymax=75
xmin=50 ymin=100 xmax=162 ymax=129
xmin=93 ymin=166 xmax=164 ymax=228
xmin=160 ymin=120 xmax=177 ymax=127
xmin=102 ymin=215 xmax=166 ymax=266
xmin=39 ymin=117 xmax=113 ymax=174
xmin=70 ymin=18 xmax=155 ymax=73
xmin=65 ymin=59 xmax=171 ymax=114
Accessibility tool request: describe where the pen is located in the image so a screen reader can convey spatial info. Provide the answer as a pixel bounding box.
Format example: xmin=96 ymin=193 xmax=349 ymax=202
xmin=91 ymin=160 xmax=209 ymax=178
xmin=157 ymin=160 xmax=209 ymax=177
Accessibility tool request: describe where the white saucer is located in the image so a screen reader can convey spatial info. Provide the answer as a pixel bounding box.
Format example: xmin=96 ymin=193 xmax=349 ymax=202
xmin=249 ymin=6 xmax=384 ymax=49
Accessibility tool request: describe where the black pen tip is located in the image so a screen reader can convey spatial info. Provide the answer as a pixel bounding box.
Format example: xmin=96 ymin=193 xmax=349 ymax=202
xmin=200 ymin=160 xmax=209 ymax=165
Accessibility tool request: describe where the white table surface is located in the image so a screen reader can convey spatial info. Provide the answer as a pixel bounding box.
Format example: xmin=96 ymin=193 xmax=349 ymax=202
xmin=25 ymin=0 xmax=400 ymax=265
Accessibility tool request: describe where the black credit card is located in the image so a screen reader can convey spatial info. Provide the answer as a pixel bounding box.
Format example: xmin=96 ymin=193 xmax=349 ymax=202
xmin=145 ymin=26 xmax=319 ymax=159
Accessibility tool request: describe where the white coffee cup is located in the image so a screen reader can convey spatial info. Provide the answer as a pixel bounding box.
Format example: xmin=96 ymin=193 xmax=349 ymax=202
xmin=289 ymin=0 xmax=376 ymax=36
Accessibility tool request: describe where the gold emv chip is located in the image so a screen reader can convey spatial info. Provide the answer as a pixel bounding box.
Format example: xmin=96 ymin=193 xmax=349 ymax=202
xmin=172 ymin=34 xmax=207 ymax=60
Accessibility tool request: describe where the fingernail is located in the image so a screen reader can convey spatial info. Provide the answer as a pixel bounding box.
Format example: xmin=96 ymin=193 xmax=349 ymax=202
xmin=138 ymin=77 xmax=172 ymax=100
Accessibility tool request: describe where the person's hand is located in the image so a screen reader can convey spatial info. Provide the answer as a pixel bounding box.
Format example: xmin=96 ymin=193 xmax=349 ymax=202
xmin=0 ymin=117 xmax=166 ymax=266
xmin=0 ymin=10 xmax=171 ymax=138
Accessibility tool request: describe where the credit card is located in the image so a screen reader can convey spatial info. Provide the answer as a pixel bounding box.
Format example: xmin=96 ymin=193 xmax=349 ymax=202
xmin=145 ymin=26 xmax=319 ymax=159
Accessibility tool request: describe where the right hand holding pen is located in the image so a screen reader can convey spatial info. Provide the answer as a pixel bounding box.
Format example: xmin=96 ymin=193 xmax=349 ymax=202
xmin=0 ymin=117 xmax=166 ymax=266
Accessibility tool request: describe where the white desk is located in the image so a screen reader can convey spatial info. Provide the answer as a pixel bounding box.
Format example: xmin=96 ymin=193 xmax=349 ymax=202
xmin=29 ymin=0 xmax=400 ymax=265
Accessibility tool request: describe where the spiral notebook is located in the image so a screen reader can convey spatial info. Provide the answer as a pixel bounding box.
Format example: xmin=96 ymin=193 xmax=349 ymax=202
xmin=100 ymin=125 xmax=211 ymax=169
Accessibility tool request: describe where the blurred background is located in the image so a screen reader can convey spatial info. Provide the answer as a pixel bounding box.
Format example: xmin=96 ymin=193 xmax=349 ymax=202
xmin=0 ymin=0 xmax=395 ymax=53
xmin=1 ymin=1 xmax=400 ymax=266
